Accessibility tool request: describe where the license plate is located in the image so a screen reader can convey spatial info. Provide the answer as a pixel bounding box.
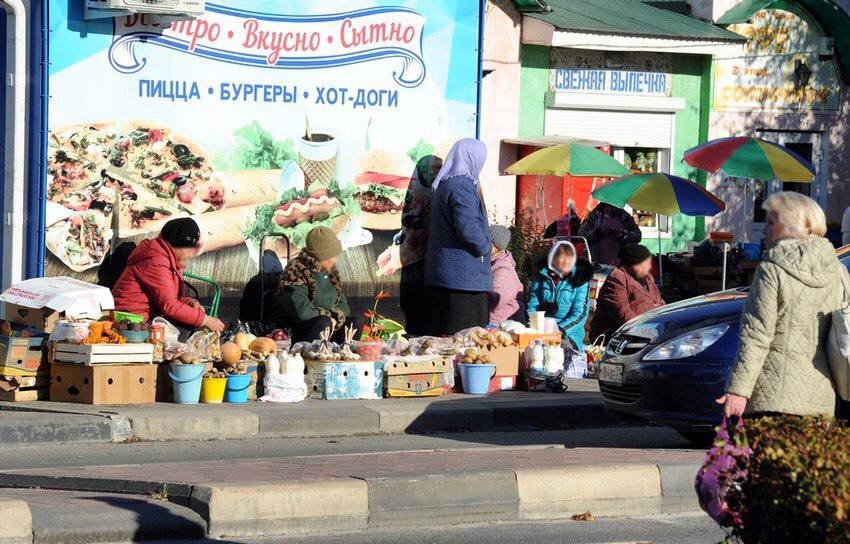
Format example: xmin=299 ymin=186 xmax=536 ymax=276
xmin=598 ymin=363 xmax=624 ymax=386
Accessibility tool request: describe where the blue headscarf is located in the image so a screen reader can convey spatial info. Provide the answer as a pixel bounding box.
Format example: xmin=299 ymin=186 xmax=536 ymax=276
xmin=431 ymin=138 xmax=487 ymax=191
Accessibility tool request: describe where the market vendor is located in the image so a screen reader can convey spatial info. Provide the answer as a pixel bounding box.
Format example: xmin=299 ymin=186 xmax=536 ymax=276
xmin=589 ymin=244 xmax=665 ymax=343
xmin=578 ymin=203 xmax=642 ymax=267
xmin=527 ymin=241 xmax=593 ymax=350
xmin=112 ymin=218 xmax=226 ymax=334
xmin=272 ymin=226 xmax=362 ymax=343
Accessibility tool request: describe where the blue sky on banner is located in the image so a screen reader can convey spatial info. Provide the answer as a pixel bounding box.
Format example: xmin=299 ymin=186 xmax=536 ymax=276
xmin=48 ymin=0 xmax=481 ymax=107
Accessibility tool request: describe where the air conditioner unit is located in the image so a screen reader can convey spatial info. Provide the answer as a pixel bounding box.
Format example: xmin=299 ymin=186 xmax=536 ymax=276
xmin=85 ymin=0 xmax=205 ymax=20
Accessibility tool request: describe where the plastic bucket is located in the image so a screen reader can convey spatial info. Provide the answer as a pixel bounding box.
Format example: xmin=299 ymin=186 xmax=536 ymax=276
xmin=224 ymin=374 xmax=252 ymax=403
xmin=200 ymin=377 xmax=227 ymax=404
xmin=168 ymin=363 xmax=206 ymax=404
xmin=458 ymin=363 xmax=496 ymax=395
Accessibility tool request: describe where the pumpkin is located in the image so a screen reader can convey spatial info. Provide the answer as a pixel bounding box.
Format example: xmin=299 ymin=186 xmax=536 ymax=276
xmin=249 ymin=337 xmax=277 ymax=355
xmin=234 ymin=332 xmax=253 ymax=351
xmin=221 ymin=342 xmax=243 ymax=366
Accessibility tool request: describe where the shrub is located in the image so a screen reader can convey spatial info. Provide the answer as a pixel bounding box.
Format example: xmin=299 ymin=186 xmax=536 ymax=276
xmin=725 ymin=416 xmax=849 ymax=544
xmin=507 ymin=211 xmax=549 ymax=288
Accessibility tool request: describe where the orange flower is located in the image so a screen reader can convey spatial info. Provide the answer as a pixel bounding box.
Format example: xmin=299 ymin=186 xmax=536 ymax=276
xmin=375 ymin=290 xmax=390 ymax=301
xmin=364 ymin=310 xmax=376 ymax=319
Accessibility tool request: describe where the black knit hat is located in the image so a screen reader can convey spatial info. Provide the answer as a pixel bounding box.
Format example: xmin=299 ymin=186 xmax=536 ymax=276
xmin=159 ymin=218 xmax=200 ymax=249
xmin=619 ymin=244 xmax=652 ymax=266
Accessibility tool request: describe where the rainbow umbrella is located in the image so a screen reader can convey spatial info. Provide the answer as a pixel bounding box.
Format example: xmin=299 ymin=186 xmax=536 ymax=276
xmin=592 ymin=173 xmax=726 ymax=217
xmin=505 ymin=143 xmax=629 ymax=177
xmin=683 ymin=137 xmax=815 ymax=182
xmin=592 ymin=173 xmax=726 ymax=285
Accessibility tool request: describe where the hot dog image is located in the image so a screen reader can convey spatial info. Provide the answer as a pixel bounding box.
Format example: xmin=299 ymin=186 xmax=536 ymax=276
xmin=273 ymin=188 xmax=341 ymax=228
xmin=244 ymin=181 xmax=359 ymax=258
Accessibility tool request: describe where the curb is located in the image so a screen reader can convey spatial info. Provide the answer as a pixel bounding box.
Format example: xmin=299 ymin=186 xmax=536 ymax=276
xmin=0 ymin=461 xmax=702 ymax=540
xmin=1 ymin=397 xmax=616 ymax=445
xmin=0 ymin=499 xmax=32 ymax=544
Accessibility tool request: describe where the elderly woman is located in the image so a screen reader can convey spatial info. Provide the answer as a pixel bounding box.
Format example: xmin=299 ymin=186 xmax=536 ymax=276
xmin=718 ymin=192 xmax=847 ymax=418
xmin=424 ymin=139 xmax=492 ymax=335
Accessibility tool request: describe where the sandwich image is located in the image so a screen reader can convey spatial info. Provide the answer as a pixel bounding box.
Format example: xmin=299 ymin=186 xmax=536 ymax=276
xmin=46 ymin=211 xmax=113 ymax=273
xmin=354 ymin=149 xmax=415 ymax=231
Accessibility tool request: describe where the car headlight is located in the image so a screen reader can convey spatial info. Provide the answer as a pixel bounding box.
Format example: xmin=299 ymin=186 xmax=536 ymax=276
xmin=643 ymin=323 xmax=730 ymax=361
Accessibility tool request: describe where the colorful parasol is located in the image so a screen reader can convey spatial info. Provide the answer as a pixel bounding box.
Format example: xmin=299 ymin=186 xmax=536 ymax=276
xmin=505 ymin=143 xmax=629 ymax=177
xmin=683 ymin=137 xmax=815 ymax=182
xmin=591 ymin=173 xmax=726 ymax=217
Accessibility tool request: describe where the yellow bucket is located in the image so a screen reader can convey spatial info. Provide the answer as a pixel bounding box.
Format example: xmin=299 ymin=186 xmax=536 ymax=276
xmin=200 ymin=377 xmax=227 ymax=404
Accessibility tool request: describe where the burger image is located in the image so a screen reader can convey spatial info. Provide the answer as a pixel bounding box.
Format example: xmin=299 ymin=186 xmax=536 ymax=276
xmin=354 ymin=149 xmax=415 ymax=230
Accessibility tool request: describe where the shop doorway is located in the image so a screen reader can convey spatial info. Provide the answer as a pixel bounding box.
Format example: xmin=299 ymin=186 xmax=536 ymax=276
xmin=751 ymin=131 xmax=827 ymax=242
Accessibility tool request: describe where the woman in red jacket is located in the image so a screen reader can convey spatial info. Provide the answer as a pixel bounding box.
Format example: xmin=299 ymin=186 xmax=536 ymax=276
xmin=112 ymin=218 xmax=225 ymax=333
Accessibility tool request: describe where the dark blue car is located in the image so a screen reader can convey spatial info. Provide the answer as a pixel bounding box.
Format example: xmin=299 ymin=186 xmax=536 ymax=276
xmin=598 ymin=246 xmax=850 ymax=444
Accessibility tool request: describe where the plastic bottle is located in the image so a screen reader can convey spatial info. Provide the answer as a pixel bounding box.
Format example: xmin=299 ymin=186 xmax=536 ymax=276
xmin=265 ymin=353 xmax=281 ymax=375
xmin=530 ymin=341 xmax=545 ymax=373
xmin=545 ymin=343 xmax=565 ymax=374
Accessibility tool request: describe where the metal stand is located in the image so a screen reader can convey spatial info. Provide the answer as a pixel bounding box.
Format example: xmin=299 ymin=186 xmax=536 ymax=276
xmin=721 ymin=242 xmax=730 ymax=291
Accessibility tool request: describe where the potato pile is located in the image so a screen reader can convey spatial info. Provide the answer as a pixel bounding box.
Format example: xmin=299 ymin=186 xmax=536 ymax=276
xmin=458 ymin=348 xmax=493 ymax=365
xmin=466 ymin=329 xmax=514 ymax=349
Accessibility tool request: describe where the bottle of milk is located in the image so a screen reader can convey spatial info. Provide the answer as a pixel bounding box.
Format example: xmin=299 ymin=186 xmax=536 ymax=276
xmin=545 ymin=343 xmax=565 ymax=375
xmin=530 ymin=341 xmax=545 ymax=373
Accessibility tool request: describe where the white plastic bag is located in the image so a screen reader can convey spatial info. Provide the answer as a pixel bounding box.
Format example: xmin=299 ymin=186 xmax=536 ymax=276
xmin=563 ymin=345 xmax=588 ymax=379
xmin=48 ymin=320 xmax=93 ymax=344
xmin=260 ymin=353 xmax=307 ymax=403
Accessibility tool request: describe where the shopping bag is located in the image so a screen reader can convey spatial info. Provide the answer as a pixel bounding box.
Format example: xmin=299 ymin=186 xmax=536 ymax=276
xmin=694 ymin=416 xmax=751 ymax=527
xmin=826 ymin=271 xmax=850 ymax=401
xmin=563 ymin=345 xmax=588 ymax=379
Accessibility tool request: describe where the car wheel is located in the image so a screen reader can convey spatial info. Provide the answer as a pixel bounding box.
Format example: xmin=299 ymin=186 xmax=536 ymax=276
xmin=677 ymin=430 xmax=715 ymax=448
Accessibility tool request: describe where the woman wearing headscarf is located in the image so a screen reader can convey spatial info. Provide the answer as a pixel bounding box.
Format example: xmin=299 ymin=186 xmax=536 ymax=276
xmin=424 ymin=139 xmax=492 ymax=335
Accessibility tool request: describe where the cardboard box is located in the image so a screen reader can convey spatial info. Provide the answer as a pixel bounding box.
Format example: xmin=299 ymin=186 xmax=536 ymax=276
xmin=305 ymin=360 xmax=384 ymax=400
xmin=453 ymin=374 xmax=517 ymax=394
xmin=513 ymin=333 xmax=561 ymax=350
xmin=1 ymin=277 xmax=114 ymax=333
xmin=0 ymin=375 xmax=49 ymax=402
xmin=384 ymin=356 xmax=449 ymax=376
xmin=475 ymin=345 xmax=521 ymax=377
xmin=53 ymin=343 xmax=154 ymax=365
xmin=386 ymin=373 xmax=445 ymax=397
xmin=0 ymin=336 xmax=47 ymax=377
xmin=50 ymin=363 xmax=157 ymax=405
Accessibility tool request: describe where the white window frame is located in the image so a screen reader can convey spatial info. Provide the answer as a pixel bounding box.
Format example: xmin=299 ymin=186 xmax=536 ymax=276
xmin=612 ymin=147 xmax=672 ymax=239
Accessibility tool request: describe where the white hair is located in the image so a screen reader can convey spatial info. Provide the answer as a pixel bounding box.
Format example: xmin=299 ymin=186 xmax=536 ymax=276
xmin=763 ymin=191 xmax=827 ymax=239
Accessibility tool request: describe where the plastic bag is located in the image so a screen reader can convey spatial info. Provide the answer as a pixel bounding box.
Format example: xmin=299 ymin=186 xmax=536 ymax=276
xmin=185 ymin=330 xmax=221 ymax=361
xmin=695 ymin=416 xmax=751 ymax=527
xmin=260 ymin=353 xmax=307 ymax=403
xmin=152 ymin=317 xmax=179 ymax=344
xmin=563 ymin=345 xmax=588 ymax=379
xmin=49 ymin=320 xmax=93 ymax=344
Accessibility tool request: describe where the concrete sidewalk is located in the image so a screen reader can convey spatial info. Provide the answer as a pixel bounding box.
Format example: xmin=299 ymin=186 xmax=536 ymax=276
xmin=0 ymin=381 xmax=617 ymax=446
xmin=0 ymin=445 xmax=705 ymax=541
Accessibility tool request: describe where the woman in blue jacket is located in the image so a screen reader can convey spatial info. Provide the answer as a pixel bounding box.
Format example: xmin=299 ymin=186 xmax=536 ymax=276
xmin=527 ymin=240 xmax=593 ymax=350
xmin=424 ymin=139 xmax=492 ymax=335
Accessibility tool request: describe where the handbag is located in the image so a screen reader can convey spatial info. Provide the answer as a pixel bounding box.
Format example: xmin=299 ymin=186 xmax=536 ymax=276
xmin=694 ymin=416 xmax=751 ymax=528
xmin=826 ymin=271 xmax=850 ymax=401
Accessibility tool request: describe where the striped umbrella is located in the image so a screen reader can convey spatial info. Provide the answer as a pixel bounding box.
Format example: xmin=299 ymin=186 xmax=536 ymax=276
xmin=683 ymin=137 xmax=815 ymax=182
xmin=592 ymin=173 xmax=726 ymax=285
xmin=505 ymin=143 xmax=629 ymax=177
xmin=592 ymin=173 xmax=726 ymax=217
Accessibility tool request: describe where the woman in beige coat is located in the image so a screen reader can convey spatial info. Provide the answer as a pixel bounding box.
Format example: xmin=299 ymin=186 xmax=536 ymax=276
xmin=717 ymin=192 xmax=847 ymax=418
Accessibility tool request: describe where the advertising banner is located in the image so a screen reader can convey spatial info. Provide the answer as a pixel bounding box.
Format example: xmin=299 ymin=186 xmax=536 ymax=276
xmin=45 ymin=0 xmax=481 ymax=304
xmin=713 ymin=8 xmax=840 ymax=112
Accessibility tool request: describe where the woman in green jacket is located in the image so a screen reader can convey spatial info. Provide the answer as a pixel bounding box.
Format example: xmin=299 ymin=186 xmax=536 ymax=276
xmin=273 ymin=227 xmax=362 ymax=343
xmin=718 ymin=192 xmax=847 ymax=419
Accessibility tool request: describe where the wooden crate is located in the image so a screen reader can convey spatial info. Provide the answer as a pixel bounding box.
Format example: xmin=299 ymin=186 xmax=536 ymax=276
xmin=53 ymin=343 xmax=154 ymax=365
xmin=0 ymin=376 xmax=49 ymax=402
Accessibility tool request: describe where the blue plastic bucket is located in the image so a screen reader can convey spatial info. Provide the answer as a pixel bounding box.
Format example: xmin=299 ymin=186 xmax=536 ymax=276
xmin=458 ymin=363 xmax=496 ymax=395
xmin=168 ymin=363 xmax=205 ymax=404
xmin=224 ymin=374 xmax=252 ymax=403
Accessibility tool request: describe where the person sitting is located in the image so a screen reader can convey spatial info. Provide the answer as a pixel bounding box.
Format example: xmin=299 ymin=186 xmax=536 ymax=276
xmin=488 ymin=225 xmax=525 ymax=325
xmin=589 ymin=244 xmax=665 ymax=343
xmin=527 ymin=241 xmax=593 ymax=350
xmin=112 ymin=218 xmax=225 ymax=334
xmin=272 ymin=226 xmax=362 ymax=344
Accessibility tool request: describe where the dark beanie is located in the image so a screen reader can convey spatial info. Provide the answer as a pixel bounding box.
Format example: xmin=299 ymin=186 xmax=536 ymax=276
xmin=160 ymin=218 xmax=200 ymax=249
xmin=490 ymin=225 xmax=511 ymax=252
xmin=619 ymin=244 xmax=652 ymax=266
xmin=305 ymin=226 xmax=343 ymax=262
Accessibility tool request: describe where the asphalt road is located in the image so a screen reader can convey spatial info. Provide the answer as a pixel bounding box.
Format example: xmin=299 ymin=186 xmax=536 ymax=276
xmin=0 ymin=425 xmax=694 ymax=469
xmin=250 ymin=513 xmax=725 ymax=544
